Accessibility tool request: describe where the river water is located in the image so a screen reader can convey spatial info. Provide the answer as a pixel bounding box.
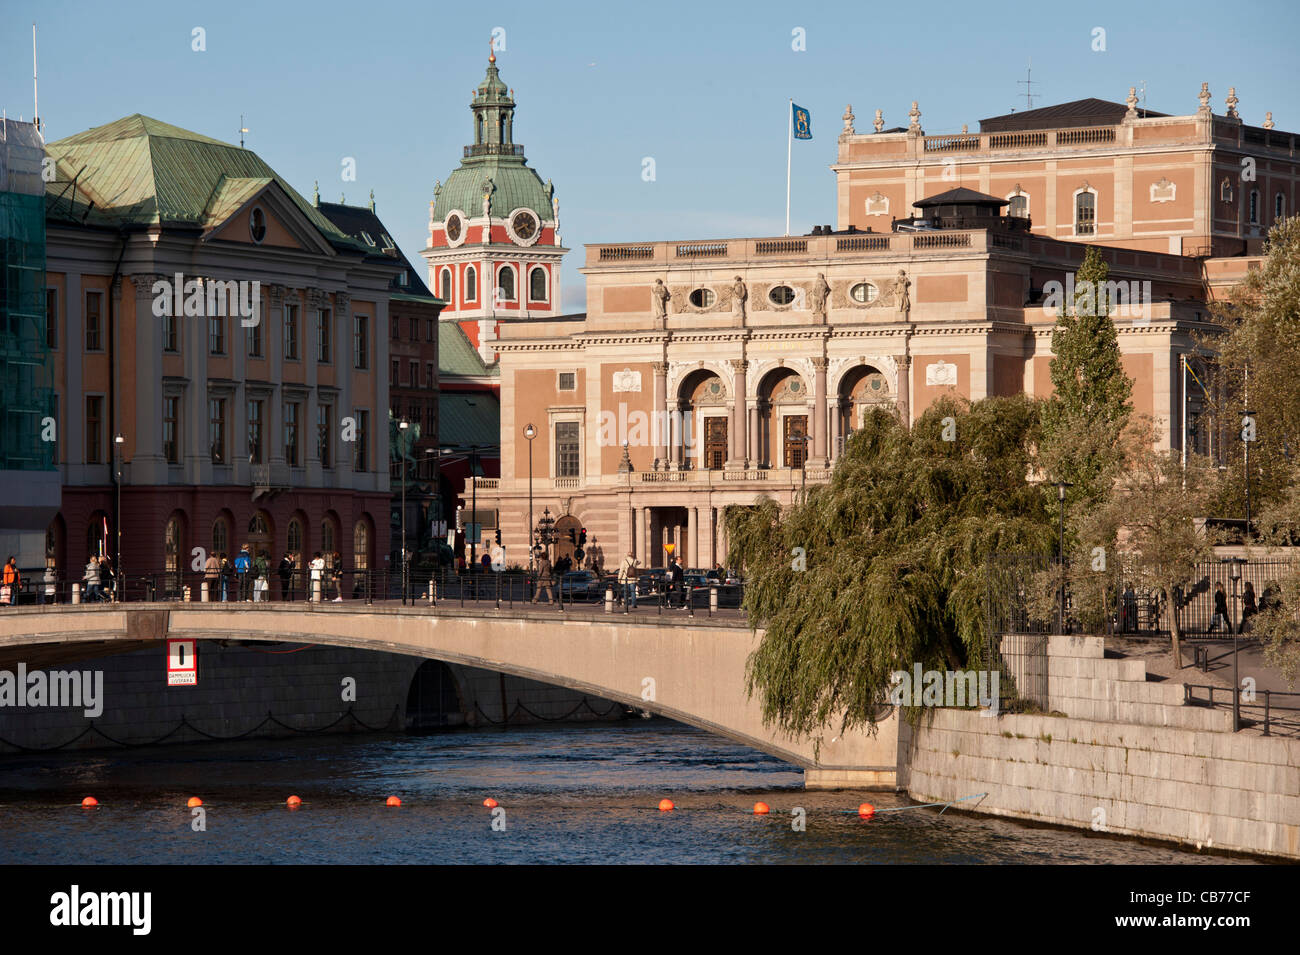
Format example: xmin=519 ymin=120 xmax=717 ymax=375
xmin=0 ymin=720 xmax=1257 ymax=864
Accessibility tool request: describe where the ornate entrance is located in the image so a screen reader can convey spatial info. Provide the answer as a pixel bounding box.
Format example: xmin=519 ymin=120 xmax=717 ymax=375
xmin=783 ymin=415 xmax=808 ymax=468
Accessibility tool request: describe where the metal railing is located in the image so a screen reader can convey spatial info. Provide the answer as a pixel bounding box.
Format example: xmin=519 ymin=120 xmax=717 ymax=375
xmin=1184 ymin=683 xmax=1300 ymax=737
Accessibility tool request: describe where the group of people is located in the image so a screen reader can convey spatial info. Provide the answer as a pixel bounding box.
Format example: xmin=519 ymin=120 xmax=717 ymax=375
xmin=82 ymin=554 xmax=115 ymax=601
xmin=529 ymin=549 xmax=703 ymax=610
xmin=270 ymin=550 xmax=348 ymax=602
xmin=1209 ymin=579 xmax=1281 ymax=635
xmin=203 ymin=545 xmax=280 ymax=602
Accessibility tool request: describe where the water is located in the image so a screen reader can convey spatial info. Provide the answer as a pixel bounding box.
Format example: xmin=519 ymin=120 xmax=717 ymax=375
xmin=0 ymin=721 xmax=1257 ymax=864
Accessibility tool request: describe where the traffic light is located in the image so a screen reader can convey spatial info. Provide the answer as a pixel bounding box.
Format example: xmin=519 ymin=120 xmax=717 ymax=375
xmin=568 ymin=528 xmax=577 ymax=545
xmin=578 ymin=528 xmax=587 ymax=548
xmin=494 ymin=528 xmax=502 ymax=545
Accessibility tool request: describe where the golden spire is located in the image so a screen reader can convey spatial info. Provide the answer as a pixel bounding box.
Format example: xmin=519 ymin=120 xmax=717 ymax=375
xmin=488 ymin=36 xmax=495 ymax=64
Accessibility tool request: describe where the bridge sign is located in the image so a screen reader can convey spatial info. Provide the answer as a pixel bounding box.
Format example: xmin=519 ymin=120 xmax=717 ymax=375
xmin=167 ymin=639 xmax=198 ymax=686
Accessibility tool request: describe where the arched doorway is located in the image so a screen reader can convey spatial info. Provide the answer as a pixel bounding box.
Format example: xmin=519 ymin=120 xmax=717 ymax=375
xmin=247 ymin=510 xmax=274 ymax=561
xmin=837 ymin=365 xmax=893 ymax=453
xmin=553 ymin=514 xmax=581 ymax=568
xmin=321 ymin=511 xmax=341 ymax=563
xmin=677 ymin=369 xmax=729 ymax=470
xmin=757 ymin=368 xmax=809 ymax=468
xmin=45 ymin=514 xmax=66 ymax=583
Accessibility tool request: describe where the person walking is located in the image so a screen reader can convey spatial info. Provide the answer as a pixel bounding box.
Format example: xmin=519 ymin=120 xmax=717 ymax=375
xmin=278 ymin=551 xmax=295 ymax=601
xmin=253 ymin=550 xmax=269 ymax=603
xmin=667 ymin=556 xmax=685 ymax=609
xmin=331 ymin=552 xmax=343 ymax=602
xmin=84 ymin=555 xmax=102 ymax=602
xmin=1241 ymin=580 xmax=1258 ymax=632
xmin=204 ymin=551 xmax=221 ymax=601
xmin=218 ymin=552 xmax=231 ymax=602
xmin=235 ymin=544 xmax=252 ymax=602
xmin=532 ymin=552 xmax=555 ymax=605
xmin=1210 ymin=582 xmax=1232 ymax=634
xmin=1 ymin=556 xmax=19 ymax=606
xmin=617 ymin=551 xmax=639 ymax=609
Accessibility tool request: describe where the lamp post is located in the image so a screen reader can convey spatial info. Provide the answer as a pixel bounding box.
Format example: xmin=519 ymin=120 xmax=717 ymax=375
xmin=1224 ymin=556 xmax=1246 ymax=731
xmin=1241 ymin=408 xmax=1255 ymax=541
xmin=469 ymin=444 xmax=480 ymax=573
xmin=1056 ymin=480 xmax=1074 ymax=634
xmin=524 ymin=424 xmax=537 ymax=574
xmin=398 ymin=419 xmax=409 ymax=605
xmin=114 ymin=433 xmax=125 ymax=601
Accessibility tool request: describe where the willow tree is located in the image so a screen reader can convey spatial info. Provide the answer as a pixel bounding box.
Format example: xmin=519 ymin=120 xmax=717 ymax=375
xmin=728 ymin=394 xmax=1054 ymax=743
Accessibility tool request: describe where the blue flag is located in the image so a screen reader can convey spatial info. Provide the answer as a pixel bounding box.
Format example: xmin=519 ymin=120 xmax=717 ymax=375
xmin=792 ymin=103 xmax=812 ymax=140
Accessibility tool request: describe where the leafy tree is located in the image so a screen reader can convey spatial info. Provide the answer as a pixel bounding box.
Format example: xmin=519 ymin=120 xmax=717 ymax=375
xmin=1039 ymin=246 xmax=1133 ymax=522
xmin=1236 ymin=474 xmax=1300 ymax=686
xmin=727 ymin=395 xmax=1053 ymax=744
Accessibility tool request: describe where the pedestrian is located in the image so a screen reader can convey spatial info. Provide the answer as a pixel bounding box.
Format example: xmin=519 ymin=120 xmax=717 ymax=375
xmin=43 ymin=561 xmax=57 ymax=605
xmin=253 ymin=550 xmax=269 ymax=603
xmin=278 ymin=551 xmax=294 ymax=601
xmin=84 ymin=554 xmax=102 ymax=602
xmin=617 ymin=551 xmax=639 ymax=609
xmin=99 ymin=556 xmax=115 ymax=601
xmin=218 ymin=552 xmax=231 ymax=602
xmin=331 ymin=552 xmax=343 ymax=602
xmin=309 ymin=551 xmax=325 ymax=602
xmin=235 ymin=544 xmax=252 ymax=601
xmin=532 ymin=552 xmax=555 ymax=605
xmin=1122 ymin=583 xmax=1137 ymax=633
xmin=204 ymin=551 xmax=220 ymax=600
xmin=668 ymin=556 xmax=685 ymax=609
xmin=1210 ymin=582 xmax=1232 ymax=634
xmin=1 ymin=556 xmax=18 ymax=606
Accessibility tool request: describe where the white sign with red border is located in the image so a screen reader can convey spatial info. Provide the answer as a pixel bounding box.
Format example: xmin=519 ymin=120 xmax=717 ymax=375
xmin=167 ymin=639 xmax=197 ymax=686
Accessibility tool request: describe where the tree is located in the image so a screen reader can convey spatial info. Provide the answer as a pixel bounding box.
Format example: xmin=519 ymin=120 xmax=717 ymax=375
xmin=727 ymin=395 xmax=1053 ymax=745
xmin=1039 ymin=246 xmax=1133 ymax=521
xmin=1236 ymin=473 xmax=1300 ymax=686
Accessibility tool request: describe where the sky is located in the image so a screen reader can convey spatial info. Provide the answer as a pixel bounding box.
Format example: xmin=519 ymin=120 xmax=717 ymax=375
xmin=4 ymin=0 xmax=1298 ymax=311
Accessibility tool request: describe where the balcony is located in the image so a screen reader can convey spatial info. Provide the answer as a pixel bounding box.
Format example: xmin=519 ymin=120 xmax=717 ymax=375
xmin=464 ymin=143 xmax=525 ymax=158
xmin=251 ymin=462 xmax=291 ymax=500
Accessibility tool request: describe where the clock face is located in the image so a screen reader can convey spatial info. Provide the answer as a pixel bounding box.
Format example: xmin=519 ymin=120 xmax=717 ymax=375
xmin=445 ymin=214 xmax=462 ymax=242
xmin=511 ymin=211 xmax=537 ymax=240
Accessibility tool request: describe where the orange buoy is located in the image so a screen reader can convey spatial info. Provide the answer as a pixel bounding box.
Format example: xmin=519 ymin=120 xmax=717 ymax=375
xmin=385 ymin=796 xmax=402 ymax=807
xmin=753 ymin=801 xmax=770 ymax=815
xmin=81 ymin=796 xmax=98 ymax=808
xmin=286 ymin=795 xmax=302 ymax=808
xmin=857 ymin=802 xmax=876 ymax=819
xmin=482 ymin=797 xmax=498 ymax=808
xmin=187 ymin=797 xmax=203 ymax=808
xmin=658 ymin=798 xmax=675 ymax=812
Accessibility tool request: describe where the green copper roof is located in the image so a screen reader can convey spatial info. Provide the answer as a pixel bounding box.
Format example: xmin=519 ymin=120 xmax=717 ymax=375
xmin=438 ymin=321 xmax=499 ymax=379
xmin=432 ymin=158 xmax=553 ymax=223
xmin=439 ymin=392 xmax=500 ymax=447
xmin=44 ymin=114 xmax=363 ymax=251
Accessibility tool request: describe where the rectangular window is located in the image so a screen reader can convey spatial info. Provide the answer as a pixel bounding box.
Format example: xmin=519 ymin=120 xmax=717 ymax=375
xmin=284 ymin=303 xmax=299 ymax=360
xmin=246 ymin=308 xmax=263 ymax=358
xmin=209 ymin=397 xmax=227 ymax=464
xmin=209 ymin=315 xmax=226 ymax=355
xmin=391 ymin=358 xmax=400 ymax=387
xmin=353 ymin=315 xmax=369 ymax=369
xmin=163 ymin=396 xmax=179 ymax=464
xmin=85 ymin=396 xmax=103 ymax=463
xmin=391 ymin=317 xmax=399 ymax=340
xmin=317 ymin=404 xmax=333 ymax=469
xmin=409 ymin=360 xmax=419 ymax=388
xmin=247 ymin=399 xmax=264 ymax=465
xmin=1249 ymin=190 xmax=1259 ymax=224
xmin=426 ymin=361 xmax=435 ymax=389
xmin=354 ymin=410 xmax=369 ymax=472
xmin=556 ymin=421 xmax=580 ymax=478
xmin=163 ymin=312 xmax=178 ymax=352
xmin=426 ymin=319 xmax=435 ymax=342
xmin=45 ymin=289 xmax=58 ymax=349
xmin=408 ymin=318 xmax=418 ymax=340
xmin=1075 ymin=192 xmax=1096 ymax=236
xmin=317 ymin=308 xmax=332 ymax=363
xmin=558 ymin=372 xmax=576 ymax=391
xmin=284 ymin=401 xmax=301 ymax=467
xmin=85 ymin=292 xmax=103 ymax=351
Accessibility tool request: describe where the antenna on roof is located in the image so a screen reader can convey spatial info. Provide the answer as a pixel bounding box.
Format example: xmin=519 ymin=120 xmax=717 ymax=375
xmin=1139 ymin=80 xmax=1148 ymax=118
xmin=1017 ymin=59 xmax=1038 ymax=110
xmin=238 ymin=114 xmax=249 ymax=149
xmin=32 ymin=23 xmax=40 ymax=135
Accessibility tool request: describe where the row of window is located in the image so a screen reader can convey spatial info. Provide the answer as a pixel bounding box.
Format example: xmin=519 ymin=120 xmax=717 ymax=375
xmin=392 ymin=316 xmax=439 ymax=343
xmin=391 ymin=401 xmax=437 ymax=436
xmin=158 ymin=511 xmax=372 ymax=574
xmin=390 ymin=359 xmax=437 ymax=389
xmin=435 ymin=264 xmax=548 ymax=305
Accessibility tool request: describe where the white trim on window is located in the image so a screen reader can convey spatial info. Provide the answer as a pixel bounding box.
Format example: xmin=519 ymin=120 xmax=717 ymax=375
xmin=1072 ymin=185 xmax=1098 ymax=237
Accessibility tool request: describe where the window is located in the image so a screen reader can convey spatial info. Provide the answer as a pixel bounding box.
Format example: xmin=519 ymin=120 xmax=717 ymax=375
xmin=284 ymin=401 xmax=301 ymax=467
xmin=426 ymin=319 xmax=435 ymax=342
xmin=530 ymin=267 xmax=547 ymax=302
xmin=426 ymin=361 xmax=435 ymax=389
xmin=163 ymin=396 xmax=179 ymax=464
xmin=1075 ymin=190 xmax=1096 ymax=236
xmin=246 ymin=309 xmax=263 ymax=357
xmin=409 ymin=317 xmax=418 ymax=340
xmin=247 ymin=399 xmax=264 ymax=464
xmin=1220 ymin=179 xmax=1233 ymax=203
xmin=409 ymin=360 xmax=418 ymax=387
xmin=353 ymin=315 xmax=369 ymax=369
xmin=466 ymin=266 xmax=477 ymax=301
xmin=558 ymin=372 xmax=576 ymax=391
xmin=440 ymin=268 xmax=452 ymax=301
xmin=768 ymin=285 xmax=796 ymax=306
xmin=689 ymin=288 xmax=714 ymax=308
xmin=85 ymin=396 xmax=103 ymax=463
xmin=1249 ymin=189 xmax=1259 ymax=224
xmin=1277 ymin=193 xmax=1287 ymax=221
xmin=353 ymin=410 xmax=369 ymax=472
xmin=850 ymin=282 xmax=878 ymax=304
xmin=321 ymin=519 xmax=335 ymax=556
xmin=353 ymin=519 xmax=370 ymax=572
xmin=208 ymin=314 xmax=226 ymax=355
xmin=391 ymin=358 xmax=400 ymax=387
xmin=249 ymin=207 xmax=267 ymax=243
xmin=212 ymin=517 xmax=229 ymax=558
xmin=284 ymin=303 xmax=299 ymax=360
xmin=163 ymin=312 xmax=178 ymax=352
xmin=556 ymin=421 xmax=580 ymax=478
xmin=1008 ymin=194 xmax=1029 ymax=219
xmin=317 ymin=404 xmax=332 ymax=469
xmin=45 ymin=289 xmax=57 ymax=349
xmin=498 ymin=266 xmax=516 ymax=302
xmin=317 ymin=308 xmax=332 ymax=363
xmin=391 ymin=316 xmax=399 ymax=340
xmin=164 ymin=517 xmax=181 ymax=577
xmin=208 ymin=397 xmax=227 ymax=464
xmin=85 ymin=292 xmax=103 ymax=351
xmin=287 ymin=518 xmax=302 ymax=555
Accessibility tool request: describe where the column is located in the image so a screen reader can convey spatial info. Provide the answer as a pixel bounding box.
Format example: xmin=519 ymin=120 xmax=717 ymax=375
xmin=652 ymin=361 xmax=668 ymax=467
xmin=812 ymin=356 xmax=828 ymax=466
xmin=727 ymin=359 xmax=747 ymax=468
xmin=631 ymin=505 xmax=640 ymax=566
xmin=130 ymin=274 xmax=168 ymax=484
xmin=747 ymin=403 xmax=758 ymax=469
xmin=687 ymin=506 xmax=697 ymax=568
xmin=830 ymin=400 xmax=841 ymax=461
xmin=668 ymin=399 xmax=684 ymax=469
xmin=642 ymin=506 xmax=653 ymax=568
xmin=895 ymin=354 xmax=911 ymax=427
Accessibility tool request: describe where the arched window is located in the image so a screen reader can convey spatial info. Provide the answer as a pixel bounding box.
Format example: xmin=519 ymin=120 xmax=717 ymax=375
xmin=476 ymin=114 xmax=484 ymax=144
xmin=1276 ymin=193 xmax=1287 ymax=221
xmin=211 ymin=516 xmax=229 ymax=558
xmin=353 ymin=519 xmax=371 ymax=571
xmin=86 ymin=512 xmax=109 ymax=562
xmin=165 ymin=516 xmax=182 ymax=576
xmin=466 ymin=266 xmax=477 ymax=302
xmin=440 ymin=268 xmax=452 ymax=301
xmin=321 ymin=513 xmax=339 ymax=558
xmin=287 ymin=517 xmax=303 ymax=556
xmin=530 ymin=267 xmax=547 ymax=302
xmin=1074 ymin=190 xmax=1096 ymax=236
xmin=497 ymin=266 xmax=516 ymax=302
xmin=1008 ymin=194 xmax=1029 ymax=219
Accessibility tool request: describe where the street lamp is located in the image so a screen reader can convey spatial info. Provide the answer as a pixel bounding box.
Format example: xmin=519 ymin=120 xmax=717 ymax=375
xmin=1241 ymin=408 xmax=1255 ymax=541
xmin=1055 ymin=480 xmax=1074 ymax=634
xmin=398 ymin=419 xmax=409 ymax=605
xmin=524 ymin=424 xmax=537 ymax=574
xmin=1223 ymin=556 xmax=1246 ymax=731
xmin=469 ymin=445 xmax=480 ymax=574
xmin=114 ymin=433 xmax=125 ymax=601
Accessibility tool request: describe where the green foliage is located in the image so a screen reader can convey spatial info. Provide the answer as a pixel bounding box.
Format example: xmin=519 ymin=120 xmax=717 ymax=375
xmin=727 ymin=395 xmax=1054 ymax=743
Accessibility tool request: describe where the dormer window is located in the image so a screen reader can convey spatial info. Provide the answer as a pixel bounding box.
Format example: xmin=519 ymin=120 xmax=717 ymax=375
xmin=361 ymin=231 xmax=376 ymax=247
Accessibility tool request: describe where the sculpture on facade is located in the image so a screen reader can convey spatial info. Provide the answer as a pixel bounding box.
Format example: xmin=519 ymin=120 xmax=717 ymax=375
xmin=842 ymin=104 xmax=855 ymax=136
xmin=652 ymin=278 xmax=671 ymax=322
xmin=731 ymin=276 xmax=747 ymax=319
xmin=873 ymin=109 xmax=884 ymax=133
xmin=481 ymin=177 xmax=495 ymax=218
xmin=809 ymin=273 xmax=830 ymax=323
xmin=895 ymin=269 xmax=911 ymax=317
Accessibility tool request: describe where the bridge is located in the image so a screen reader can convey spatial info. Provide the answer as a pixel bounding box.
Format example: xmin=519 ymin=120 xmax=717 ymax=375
xmin=0 ymin=604 xmax=900 ymax=790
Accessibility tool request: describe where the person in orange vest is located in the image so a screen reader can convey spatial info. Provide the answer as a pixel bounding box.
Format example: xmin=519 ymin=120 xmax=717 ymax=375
xmin=1 ymin=556 xmax=19 ymax=606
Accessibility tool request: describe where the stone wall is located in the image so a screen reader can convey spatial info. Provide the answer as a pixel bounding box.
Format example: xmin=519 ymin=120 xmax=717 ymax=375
xmin=902 ymin=636 xmax=1300 ymax=860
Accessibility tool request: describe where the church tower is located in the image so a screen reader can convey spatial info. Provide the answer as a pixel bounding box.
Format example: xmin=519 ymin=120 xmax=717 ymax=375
xmin=422 ymin=50 xmax=567 ymax=363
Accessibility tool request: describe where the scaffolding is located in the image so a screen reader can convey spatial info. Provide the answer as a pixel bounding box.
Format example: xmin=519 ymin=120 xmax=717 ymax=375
xmin=0 ymin=117 xmax=54 ymax=472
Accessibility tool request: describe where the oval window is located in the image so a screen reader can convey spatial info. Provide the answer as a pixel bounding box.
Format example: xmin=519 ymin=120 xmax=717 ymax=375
xmin=689 ymin=288 xmax=715 ymax=308
xmin=850 ymin=282 xmax=877 ymax=304
xmin=249 ymin=207 xmax=267 ymax=244
xmin=769 ymin=285 xmax=796 ymax=306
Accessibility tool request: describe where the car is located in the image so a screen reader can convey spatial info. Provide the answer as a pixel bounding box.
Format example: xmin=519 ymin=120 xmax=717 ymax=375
xmin=636 ymin=570 xmax=668 ymax=598
xmin=558 ymin=570 xmax=603 ymax=601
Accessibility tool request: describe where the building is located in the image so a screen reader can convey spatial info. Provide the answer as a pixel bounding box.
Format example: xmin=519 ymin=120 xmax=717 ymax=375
xmin=467 ymin=84 xmax=1297 ymax=571
xmin=41 ymin=114 xmax=399 ymax=587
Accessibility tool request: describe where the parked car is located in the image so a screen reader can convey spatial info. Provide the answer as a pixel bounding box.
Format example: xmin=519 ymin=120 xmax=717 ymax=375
xmin=559 ymin=570 xmax=603 ymax=601
xmin=636 ymin=570 xmax=668 ymax=598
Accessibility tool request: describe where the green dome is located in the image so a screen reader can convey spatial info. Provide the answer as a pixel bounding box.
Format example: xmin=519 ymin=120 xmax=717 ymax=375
xmin=433 ymin=157 xmax=552 ymax=223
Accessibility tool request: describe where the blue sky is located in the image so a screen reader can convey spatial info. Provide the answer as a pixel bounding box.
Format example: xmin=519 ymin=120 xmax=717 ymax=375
xmin=4 ymin=0 xmax=1298 ymax=310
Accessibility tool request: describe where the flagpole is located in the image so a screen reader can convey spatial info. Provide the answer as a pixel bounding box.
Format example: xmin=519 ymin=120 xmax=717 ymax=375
xmin=785 ymin=99 xmax=792 ymax=237
xmin=1181 ymin=353 xmax=1187 ymax=481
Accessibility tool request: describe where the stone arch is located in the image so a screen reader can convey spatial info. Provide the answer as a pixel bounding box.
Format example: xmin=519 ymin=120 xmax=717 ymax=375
xmin=756 ymin=366 xmax=810 ymax=468
xmin=837 ymin=363 xmax=895 ymax=438
xmin=676 ymin=367 xmax=731 ymax=471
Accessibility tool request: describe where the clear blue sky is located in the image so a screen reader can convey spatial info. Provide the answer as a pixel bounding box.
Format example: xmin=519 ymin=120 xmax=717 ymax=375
xmin=5 ymin=0 xmax=1298 ymax=310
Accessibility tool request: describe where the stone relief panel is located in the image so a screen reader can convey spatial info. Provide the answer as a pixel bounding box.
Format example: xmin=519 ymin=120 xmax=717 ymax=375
xmin=670 ymin=284 xmax=731 ymax=314
xmin=925 ymin=360 xmax=958 ymax=387
xmin=612 ymin=368 xmax=642 ymax=392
